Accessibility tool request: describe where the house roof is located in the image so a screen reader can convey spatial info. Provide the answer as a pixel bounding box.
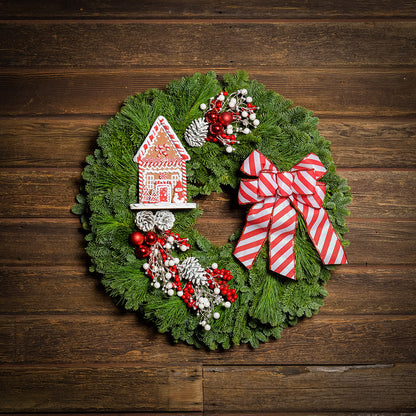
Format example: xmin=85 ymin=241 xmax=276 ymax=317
xmin=133 ymin=115 xmax=190 ymax=163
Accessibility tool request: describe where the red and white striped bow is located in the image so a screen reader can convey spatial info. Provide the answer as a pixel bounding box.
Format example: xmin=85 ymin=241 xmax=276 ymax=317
xmin=233 ymin=150 xmax=347 ymax=279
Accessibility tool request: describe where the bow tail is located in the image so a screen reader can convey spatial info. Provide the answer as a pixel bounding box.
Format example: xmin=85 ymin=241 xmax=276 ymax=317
xmin=268 ymin=199 xmax=298 ymax=279
xmin=293 ymin=200 xmax=348 ymax=265
xmin=233 ymin=198 xmax=275 ymax=269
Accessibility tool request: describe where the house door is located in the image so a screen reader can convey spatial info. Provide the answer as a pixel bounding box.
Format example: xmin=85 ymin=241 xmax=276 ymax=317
xmin=159 ymin=185 xmax=169 ymax=202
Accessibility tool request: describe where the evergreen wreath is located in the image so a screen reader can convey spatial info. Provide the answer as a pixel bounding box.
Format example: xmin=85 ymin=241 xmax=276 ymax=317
xmin=73 ymin=71 xmax=351 ymax=349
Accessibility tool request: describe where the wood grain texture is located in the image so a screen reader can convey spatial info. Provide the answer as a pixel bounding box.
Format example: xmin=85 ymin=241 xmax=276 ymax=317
xmin=0 ymin=315 xmax=414 ymax=365
xmin=1 ymin=69 xmax=415 ymax=117
xmin=1 ymin=0 xmax=416 ymax=19
xmin=1 ymin=1 xmax=415 ymax=413
xmin=203 ymin=364 xmax=416 ymax=412
xmin=0 ymin=169 xmax=414 ymax=218
xmin=1 ymin=22 xmax=415 ymax=69
xmin=1 ymin=266 xmax=414 ymax=315
xmin=0 ymin=366 xmax=203 ymax=412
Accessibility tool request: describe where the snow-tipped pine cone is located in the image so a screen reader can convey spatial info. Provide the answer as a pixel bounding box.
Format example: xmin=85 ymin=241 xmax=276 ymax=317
xmin=135 ymin=211 xmax=155 ymax=232
xmin=154 ymin=210 xmax=175 ymax=231
xmin=184 ymin=117 xmax=209 ymax=147
xmin=178 ymin=257 xmax=207 ymax=285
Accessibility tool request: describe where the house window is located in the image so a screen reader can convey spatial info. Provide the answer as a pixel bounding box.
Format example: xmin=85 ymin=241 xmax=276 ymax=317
xmin=146 ymin=174 xmax=154 ymax=189
xmin=171 ymin=174 xmax=179 ymax=185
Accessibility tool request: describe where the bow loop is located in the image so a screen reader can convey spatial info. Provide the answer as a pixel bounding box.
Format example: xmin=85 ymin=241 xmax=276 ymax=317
xmin=240 ymin=149 xmax=277 ymax=177
xmin=258 ymin=171 xmax=278 ymax=197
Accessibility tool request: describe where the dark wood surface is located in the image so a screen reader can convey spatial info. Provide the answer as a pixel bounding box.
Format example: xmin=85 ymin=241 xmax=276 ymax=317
xmin=0 ymin=1 xmax=415 ymax=414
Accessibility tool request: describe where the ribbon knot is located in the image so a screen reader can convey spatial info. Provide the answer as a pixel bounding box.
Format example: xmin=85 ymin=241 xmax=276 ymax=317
xmin=233 ymin=150 xmax=347 ymax=279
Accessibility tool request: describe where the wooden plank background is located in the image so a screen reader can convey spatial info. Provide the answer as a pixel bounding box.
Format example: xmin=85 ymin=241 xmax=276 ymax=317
xmin=0 ymin=1 xmax=415 ymax=414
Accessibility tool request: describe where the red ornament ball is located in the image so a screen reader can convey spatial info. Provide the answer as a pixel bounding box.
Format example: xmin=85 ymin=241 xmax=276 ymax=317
xmin=210 ymin=122 xmax=223 ymax=135
xmin=205 ymin=110 xmax=219 ymax=123
xmin=135 ymin=244 xmax=151 ymax=258
xmin=144 ymin=231 xmax=158 ymax=246
xmin=218 ymin=111 xmax=233 ymax=126
xmin=129 ymin=231 xmax=144 ymax=246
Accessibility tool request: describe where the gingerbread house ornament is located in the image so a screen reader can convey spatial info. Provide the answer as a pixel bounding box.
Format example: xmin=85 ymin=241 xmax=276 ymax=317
xmin=130 ymin=116 xmax=196 ymax=210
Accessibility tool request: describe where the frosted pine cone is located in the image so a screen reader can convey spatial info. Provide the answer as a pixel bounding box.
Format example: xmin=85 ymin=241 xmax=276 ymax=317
xmin=184 ymin=117 xmax=209 ymax=147
xmin=178 ymin=257 xmax=207 ymax=285
xmin=154 ymin=210 xmax=175 ymax=231
xmin=135 ymin=211 xmax=155 ymax=232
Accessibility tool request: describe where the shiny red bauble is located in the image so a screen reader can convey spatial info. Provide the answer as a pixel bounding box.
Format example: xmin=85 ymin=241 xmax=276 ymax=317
xmin=144 ymin=231 xmax=158 ymax=246
xmin=209 ymin=122 xmax=223 ymax=135
xmin=129 ymin=231 xmax=144 ymax=246
xmin=135 ymin=244 xmax=151 ymax=258
xmin=218 ymin=111 xmax=233 ymax=126
xmin=205 ymin=110 xmax=219 ymax=123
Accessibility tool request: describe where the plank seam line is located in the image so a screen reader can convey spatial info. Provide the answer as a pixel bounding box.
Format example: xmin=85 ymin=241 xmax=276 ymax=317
xmin=2 ymin=18 xmax=416 ymax=24
xmin=1 ymin=66 xmax=416 ymax=74
xmin=0 ymin=363 xmax=406 ymax=370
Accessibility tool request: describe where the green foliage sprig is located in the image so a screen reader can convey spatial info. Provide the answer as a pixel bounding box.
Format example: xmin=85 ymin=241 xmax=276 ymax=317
xmin=73 ymin=71 xmax=351 ymax=349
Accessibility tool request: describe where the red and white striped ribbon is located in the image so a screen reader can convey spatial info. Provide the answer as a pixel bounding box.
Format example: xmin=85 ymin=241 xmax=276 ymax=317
xmin=233 ymin=150 xmax=347 ymax=279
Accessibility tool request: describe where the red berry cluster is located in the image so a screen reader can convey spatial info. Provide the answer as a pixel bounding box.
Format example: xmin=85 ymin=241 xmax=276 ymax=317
xmin=181 ymin=281 xmax=197 ymax=309
xmin=205 ymin=92 xmax=237 ymax=145
xmin=203 ymin=90 xmax=258 ymax=148
xmin=165 ymin=230 xmax=191 ymax=251
xmin=207 ymin=268 xmax=238 ymax=303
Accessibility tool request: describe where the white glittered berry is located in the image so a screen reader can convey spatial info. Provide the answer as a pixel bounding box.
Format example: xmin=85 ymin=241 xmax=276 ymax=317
xmin=200 ymin=103 xmax=207 ymax=110
xmin=246 ymin=96 xmax=253 ymax=103
xmin=224 ymin=301 xmax=231 ymax=308
xmin=167 ymin=289 xmax=174 ymax=296
xmin=253 ymin=119 xmax=260 ymax=127
xmin=243 ymin=128 xmax=250 ymax=134
xmin=241 ymin=88 xmax=248 ymax=95
xmin=226 ymin=146 xmax=233 ymax=153
xmin=249 ymin=113 xmax=256 ymax=120
xmin=204 ymin=324 xmax=211 ymax=331
xmin=213 ymin=312 xmax=220 ymax=319
xmin=241 ymin=110 xmax=248 ymax=118
xmin=180 ymin=245 xmax=188 ymax=251
xmin=177 ymin=291 xmax=183 ymax=297
xmin=229 ymin=98 xmax=237 ymax=108
xmin=143 ymin=263 xmax=150 ymax=270
xmin=214 ymin=287 xmax=220 ymax=295
xmin=211 ymin=263 xmax=218 ymax=269
xmin=218 ymin=94 xmax=225 ymax=101
xmin=154 ymin=281 xmax=161 ymax=289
